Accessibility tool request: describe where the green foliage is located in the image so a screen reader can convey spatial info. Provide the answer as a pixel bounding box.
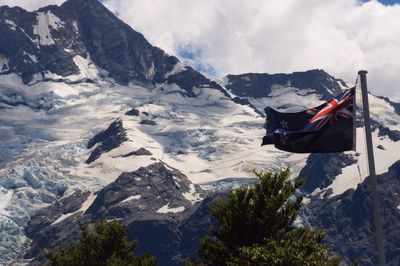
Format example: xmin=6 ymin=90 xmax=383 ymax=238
xmin=239 ymin=228 xmax=342 ymax=266
xmin=190 ymin=168 xmax=341 ymax=266
xmin=46 ymin=219 xmax=156 ymax=266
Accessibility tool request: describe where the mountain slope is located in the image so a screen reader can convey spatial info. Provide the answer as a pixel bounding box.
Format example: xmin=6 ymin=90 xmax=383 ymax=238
xmin=224 ymin=69 xmax=344 ymax=100
xmin=24 ymin=162 xmax=216 ymax=265
xmin=307 ymin=161 xmax=400 ymax=265
xmin=0 ymin=0 xmax=227 ymax=98
xmin=224 ymin=71 xmax=400 ymax=265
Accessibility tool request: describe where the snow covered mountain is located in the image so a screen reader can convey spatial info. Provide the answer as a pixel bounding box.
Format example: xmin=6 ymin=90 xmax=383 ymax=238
xmin=224 ymin=71 xmax=400 ymax=196
xmin=1 ymin=0 xmax=400 ymax=265
xmin=223 ymin=72 xmax=400 ymax=265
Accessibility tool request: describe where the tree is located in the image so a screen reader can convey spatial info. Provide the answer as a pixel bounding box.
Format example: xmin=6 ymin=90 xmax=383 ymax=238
xmin=190 ymin=168 xmax=342 ymax=266
xmin=46 ymin=219 xmax=156 ymax=266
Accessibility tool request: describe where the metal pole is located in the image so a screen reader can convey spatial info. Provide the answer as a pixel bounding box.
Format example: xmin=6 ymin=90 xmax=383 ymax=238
xmin=358 ymin=70 xmax=386 ymax=266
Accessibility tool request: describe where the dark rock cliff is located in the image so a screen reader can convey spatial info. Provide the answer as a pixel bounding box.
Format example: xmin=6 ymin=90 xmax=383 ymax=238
xmin=306 ymin=161 xmax=400 ymax=265
xmin=24 ymin=162 xmax=213 ymax=266
xmin=225 ymin=69 xmax=344 ymax=100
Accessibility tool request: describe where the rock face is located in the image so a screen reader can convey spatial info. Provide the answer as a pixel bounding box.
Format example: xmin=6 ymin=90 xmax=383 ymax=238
xmin=307 ymin=161 xmax=400 ymax=266
xmin=125 ymin=108 xmax=140 ymax=116
xmin=86 ymin=119 xmax=128 ymax=164
xmin=0 ymin=0 xmax=229 ymax=97
xmin=0 ymin=4 xmax=79 ymax=83
xmin=139 ymin=119 xmax=157 ymax=126
xmin=86 ymin=162 xmax=203 ymax=219
xmin=298 ymin=153 xmax=357 ymax=194
xmin=61 ymin=0 xmax=168 ymax=84
xmin=25 ymin=162 xmax=212 ymax=265
xmin=122 ymin=148 xmax=152 ymax=157
xmin=24 ymin=191 xmax=91 ymax=258
xmin=225 ymin=69 xmax=343 ymax=100
xmin=378 ymin=125 xmax=400 ymax=142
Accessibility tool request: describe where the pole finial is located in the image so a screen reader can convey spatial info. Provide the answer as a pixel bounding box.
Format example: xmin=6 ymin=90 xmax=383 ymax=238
xmin=358 ymin=70 xmax=368 ymax=75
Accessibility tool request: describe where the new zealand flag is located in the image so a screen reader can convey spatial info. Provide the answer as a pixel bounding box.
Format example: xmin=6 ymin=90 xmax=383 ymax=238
xmin=262 ymin=87 xmax=355 ymax=153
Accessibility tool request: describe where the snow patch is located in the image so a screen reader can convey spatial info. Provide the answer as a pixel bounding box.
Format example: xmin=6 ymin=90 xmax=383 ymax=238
xmin=33 ymin=11 xmax=65 ymax=46
xmin=121 ymin=194 xmax=141 ymax=203
xmin=51 ymin=192 xmax=97 ymax=225
xmin=0 ymin=54 xmax=9 ymax=73
xmin=302 ymin=197 xmax=311 ymax=205
xmin=80 ymin=192 xmax=97 ymax=212
xmin=249 ymin=86 xmax=323 ymax=113
xmin=72 ymin=55 xmax=99 ymax=80
xmin=74 ymin=140 xmax=156 ymax=184
xmin=42 ymin=71 xmax=65 ymax=80
xmin=328 ymin=128 xmax=400 ymax=197
xmin=215 ymin=77 xmax=236 ymax=98
xmin=156 ymin=203 xmax=185 ymax=214
xmin=0 ymin=190 xmax=12 ymax=216
xmin=5 ymin=19 xmax=17 ymax=30
xmin=217 ymin=76 xmax=229 ymax=87
xmin=23 ymin=51 xmax=38 ymax=63
xmin=72 ymin=20 xmax=78 ymax=31
xmin=172 ymin=176 xmax=181 ymax=188
xmin=164 ymin=62 xmax=186 ymax=78
xmin=146 ymin=62 xmax=155 ymax=80
xmin=36 ymin=55 xmax=101 ymax=83
xmin=182 ymin=183 xmax=202 ymax=204
xmin=368 ymin=92 xmax=400 ymax=129
xmin=322 ymin=84 xmax=333 ymax=95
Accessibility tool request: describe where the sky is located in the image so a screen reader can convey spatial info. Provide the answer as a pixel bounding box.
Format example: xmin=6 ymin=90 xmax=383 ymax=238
xmin=1 ymin=0 xmax=400 ymax=101
xmin=379 ymin=0 xmax=400 ymax=4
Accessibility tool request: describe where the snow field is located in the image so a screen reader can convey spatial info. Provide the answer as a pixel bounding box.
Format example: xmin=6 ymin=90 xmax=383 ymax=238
xmin=1 ymin=71 xmax=399 ymax=263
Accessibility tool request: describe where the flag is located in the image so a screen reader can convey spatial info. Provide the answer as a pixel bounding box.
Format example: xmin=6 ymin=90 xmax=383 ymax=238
xmin=262 ymin=87 xmax=355 ymax=153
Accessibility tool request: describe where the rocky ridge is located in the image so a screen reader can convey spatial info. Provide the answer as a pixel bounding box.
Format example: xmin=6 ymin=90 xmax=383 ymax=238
xmin=0 ymin=0 xmax=228 ymax=98
xmin=25 ymin=162 xmax=210 ymax=265
xmin=306 ymin=161 xmax=400 ymax=265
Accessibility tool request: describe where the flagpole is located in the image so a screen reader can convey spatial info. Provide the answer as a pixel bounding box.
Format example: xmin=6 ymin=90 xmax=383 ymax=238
xmin=358 ymin=70 xmax=386 ymax=266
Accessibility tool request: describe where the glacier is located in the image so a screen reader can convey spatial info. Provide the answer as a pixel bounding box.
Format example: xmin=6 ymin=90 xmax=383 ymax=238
xmin=0 ymin=73 xmax=299 ymax=263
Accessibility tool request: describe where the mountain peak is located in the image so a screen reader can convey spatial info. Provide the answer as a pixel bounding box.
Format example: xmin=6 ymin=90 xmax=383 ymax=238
xmin=225 ymin=69 xmax=343 ymax=100
xmin=0 ymin=0 xmax=226 ymax=97
xmin=60 ymin=0 xmax=112 ymax=14
xmin=1 ymin=0 xmax=168 ymax=84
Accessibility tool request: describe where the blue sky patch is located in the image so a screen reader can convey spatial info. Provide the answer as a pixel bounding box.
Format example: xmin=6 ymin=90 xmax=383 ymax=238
xmin=377 ymin=0 xmax=400 ymax=5
xmin=176 ymin=44 xmax=217 ymax=78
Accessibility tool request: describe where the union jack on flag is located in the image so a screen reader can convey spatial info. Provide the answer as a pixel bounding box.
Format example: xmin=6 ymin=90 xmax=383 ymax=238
xmin=305 ymin=87 xmax=355 ymax=131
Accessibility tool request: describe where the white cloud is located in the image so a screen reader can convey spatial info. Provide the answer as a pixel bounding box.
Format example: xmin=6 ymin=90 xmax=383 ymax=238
xmin=102 ymin=0 xmax=400 ymax=100
xmin=2 ymin=0 xmax=400 ymax=100
xmin=0 ymin=0 xmax=65 ymax=11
